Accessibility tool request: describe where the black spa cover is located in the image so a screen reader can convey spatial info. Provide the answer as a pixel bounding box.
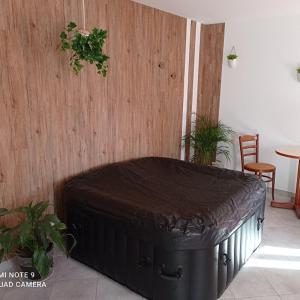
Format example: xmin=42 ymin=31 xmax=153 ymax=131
xmin=64 ymin=157 xmax=266 ymax=249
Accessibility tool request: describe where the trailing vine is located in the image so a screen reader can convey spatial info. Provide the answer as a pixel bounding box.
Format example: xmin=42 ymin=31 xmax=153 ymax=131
xmin=60 ymin=21 xmax=109 ymax=76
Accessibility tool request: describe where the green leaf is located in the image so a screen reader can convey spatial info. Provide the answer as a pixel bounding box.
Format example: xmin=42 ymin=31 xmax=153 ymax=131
xmin=39 ymin=214 xmax=66 ymax=231
xmin=0 ymin=249 xmax=4 ymax=262
xmin=40 ymin=214 xmax=60 ymax=224
xmin=0 ymin=233 xmax=17 ymax=258
xmin=67 ymin=21 xmax=77 ymax=31
xmin=0 ymin=206 xmax=27 ymax=216
xmin=227 ymin=54 xmax=238 ymax=60
xmin=32 ymin=248 xmax=51 ymax=278
xmin=0 ymin=208 xmax=8 ymax=216
xmin=48 ymin=229 xmax=65 ymax=253
xmin=37 ymin=213 xmax=67 ymax=252
xmin=18 ymin=222 xmax=32 ymax=248
xmin=12 ymin=206 xmax=30 ymax=216
xmin=32 ymin=201 xmax=49 ymax=221
xmin=61 ymin=41 xmax=70 ymax=51
xmin=60 ymin=31 xmax=67 ymax=39
xmin=0 ymin=225 xmax=9 ymax=234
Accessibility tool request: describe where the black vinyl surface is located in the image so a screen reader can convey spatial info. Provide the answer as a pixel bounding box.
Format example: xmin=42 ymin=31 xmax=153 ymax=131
xmin=64 ymin=157 xmax=266 ymax=249
xmin=65 ymin=157 xmax=266 ymax=300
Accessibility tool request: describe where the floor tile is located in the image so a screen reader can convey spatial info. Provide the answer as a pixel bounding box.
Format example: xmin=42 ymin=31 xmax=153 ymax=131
xmin=0 ymin=288 xmax=6 ymax=300
xmin=263 ymin=269 xmax=300 ymax=295
xmin=49 ymin=278 xmax=97 ymax=300
xmin=1 ymin=277 xmax=52 ymax=300
xmin=53 ymin=246 xmax=65 ymax=258
xmin=262 ymin=225 xmax=300 ymax=249
xmin=237 ymin=297 xmax=280 ymax=300
xmin=219 ymin=287 xmax=235 ymax=299
xmin=280 ymin=294 xmax=300 ymax=299
xmin=48 ymin=256 xmax=99 ymax=283
xmin=264 ymin=207 xmax=299 ymax=228
xmin=230 ymin=268 xmax=277 ymax=298
xmin=96 ymin=275 xmax=143 ymax=300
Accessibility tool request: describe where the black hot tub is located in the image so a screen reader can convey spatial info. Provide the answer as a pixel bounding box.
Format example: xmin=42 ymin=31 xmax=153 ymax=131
xmin=64 ymin=157 xmax=266 ymax=300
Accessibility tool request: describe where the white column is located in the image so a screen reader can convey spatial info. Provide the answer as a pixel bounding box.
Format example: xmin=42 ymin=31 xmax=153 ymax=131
xmin=180 ymin=19 xmax=192 ymax=160
xmin=189 ymin=21 xmax=202 ymax=160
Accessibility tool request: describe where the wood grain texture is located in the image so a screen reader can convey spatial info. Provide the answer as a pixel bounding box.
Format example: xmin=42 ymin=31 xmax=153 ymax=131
xmin=197 ymin=23 xmax=225 ymax=123
xmin=0 ymin=0 xmax=186 ymax=220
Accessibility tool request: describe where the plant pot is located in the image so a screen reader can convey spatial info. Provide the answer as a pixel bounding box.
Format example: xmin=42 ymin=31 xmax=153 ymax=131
xmin=228 ymin=59 xmax=237 ymax=68
xmin=16 ymin=243 xmax=54 ymax=280
xmin=78 ymin=29 xmax=90 ymax=36
xmin=212 ymin=161 xmax=224 ymax=168
xmin=297 ymin=72 xmax=300 ymax=82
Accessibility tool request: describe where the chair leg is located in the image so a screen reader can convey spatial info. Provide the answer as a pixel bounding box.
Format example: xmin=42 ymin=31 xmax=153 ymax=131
xmin=272 ymin=170 xmax=276 ymax=201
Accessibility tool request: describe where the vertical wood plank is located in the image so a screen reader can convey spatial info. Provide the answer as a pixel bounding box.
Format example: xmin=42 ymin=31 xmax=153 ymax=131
xmin=197 ymin=23 xmax=225 ymax=123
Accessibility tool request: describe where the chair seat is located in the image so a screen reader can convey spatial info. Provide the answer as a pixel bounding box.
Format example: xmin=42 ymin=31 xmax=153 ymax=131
xmin=244 ymin=162 xmax=275 ymax=173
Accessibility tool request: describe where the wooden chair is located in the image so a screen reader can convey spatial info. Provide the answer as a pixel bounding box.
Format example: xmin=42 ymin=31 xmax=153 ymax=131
xmin=239 ymin=134 xmax=276 ymax=200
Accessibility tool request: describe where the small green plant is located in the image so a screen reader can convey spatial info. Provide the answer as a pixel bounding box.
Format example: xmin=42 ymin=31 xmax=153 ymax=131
xmin=227 ymin=54 xmax=238 ymax=60
xmin=296 ymin=67 xmax=300 ymax=73
xmin=183 ymin=115 xmax=234 ymax=166
xmin=0 ymin=201 xmax=76 ymax=278
xmin=60 ymin=21 xmax=109 ymax=76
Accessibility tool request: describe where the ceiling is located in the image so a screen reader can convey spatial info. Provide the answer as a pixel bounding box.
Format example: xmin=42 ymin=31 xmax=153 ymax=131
xmin=133 ymin=0 xmax=300 ymax=23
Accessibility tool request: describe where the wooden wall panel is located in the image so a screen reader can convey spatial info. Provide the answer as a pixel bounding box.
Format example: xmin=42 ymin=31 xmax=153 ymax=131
xmin=197 ymin=23 xmax=225 ymax=122
xmin=0 ymin=0 xmax=186 ymax=220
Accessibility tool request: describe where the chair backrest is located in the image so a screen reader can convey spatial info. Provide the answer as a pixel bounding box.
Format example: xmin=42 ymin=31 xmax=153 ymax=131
xmin=239 ymin=134 xmax=259 ymax=172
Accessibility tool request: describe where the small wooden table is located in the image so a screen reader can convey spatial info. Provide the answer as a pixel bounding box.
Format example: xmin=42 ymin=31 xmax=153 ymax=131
xmin=272 ymin=147 xmax=300 ymax=218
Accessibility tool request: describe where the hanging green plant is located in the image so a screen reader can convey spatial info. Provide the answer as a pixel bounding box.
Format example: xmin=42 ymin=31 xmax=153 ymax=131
xmin=227 ymin=54 xmax=238 ymax=60
xmin=60 ymin=21 xmax=109 ymax=76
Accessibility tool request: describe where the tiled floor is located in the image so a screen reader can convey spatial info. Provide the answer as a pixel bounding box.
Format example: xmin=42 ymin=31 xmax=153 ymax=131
xmin=1 ymin=192 xmax=300 ymax=300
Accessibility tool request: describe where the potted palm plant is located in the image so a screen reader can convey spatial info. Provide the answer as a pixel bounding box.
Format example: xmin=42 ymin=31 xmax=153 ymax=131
xmin=0 ymin=201 xmax=76 ymax=280
xmin=184 ymin=115 xmax=233 ymax=166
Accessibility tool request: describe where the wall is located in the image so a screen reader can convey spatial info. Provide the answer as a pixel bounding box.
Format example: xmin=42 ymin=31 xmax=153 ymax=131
xmin=220 ymin=15 xmax=300 ymax=192
xmin=0 ymin=0 xmax=186 ymax=220
xmin=182 ymin=21 xmax=225 ymax=161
